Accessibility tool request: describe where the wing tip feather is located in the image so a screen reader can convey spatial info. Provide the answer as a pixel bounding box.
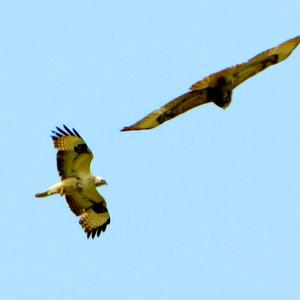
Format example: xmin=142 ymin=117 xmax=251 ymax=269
xmin=82 ymin=217 xmax=111 ymax=239
xmin=72 ymin=127 xmax=82 ymax=138
xmin=63 ymin=124 xmax=76 ymax=136
xmin=50 ymin=125 xmax=83 ymax=140
xmin=121 ymin=126 xmax=132 ymax=132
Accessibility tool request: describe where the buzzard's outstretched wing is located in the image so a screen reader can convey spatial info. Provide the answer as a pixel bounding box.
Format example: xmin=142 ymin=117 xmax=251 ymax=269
xmin=51 ymin=125 xmax=93 ymax=179
xmin=122 ymin=90 xmax=210 ymax=131
xmin=122 ymin=35 xmax=300 ymax=131
xmin=66 ymin=188 xmax=110 ymax=239
xmin=191 ymin=35 xmax=300 ymax=90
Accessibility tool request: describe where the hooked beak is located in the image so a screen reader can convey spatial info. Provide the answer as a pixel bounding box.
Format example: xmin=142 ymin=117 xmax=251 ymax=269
xmin=101 ymin=179 xmax=108 ymax=186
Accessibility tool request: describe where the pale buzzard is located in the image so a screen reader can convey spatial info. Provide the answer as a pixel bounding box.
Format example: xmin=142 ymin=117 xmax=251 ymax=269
xmin=35 ymin=125 xmax=110 ymax=239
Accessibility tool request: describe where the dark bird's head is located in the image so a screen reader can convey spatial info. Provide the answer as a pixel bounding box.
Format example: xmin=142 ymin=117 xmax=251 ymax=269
xmin=95 ymin=176 xmax=108 ymax=187
xmin=214 ymin=88 xmax=232 ymax=109
xmin=207 ymin=76 xmax=233 ymax=109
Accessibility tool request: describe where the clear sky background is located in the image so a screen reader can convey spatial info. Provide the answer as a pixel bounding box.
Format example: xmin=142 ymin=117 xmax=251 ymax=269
xmin=0 ymin=1 xmax=299 ymax=299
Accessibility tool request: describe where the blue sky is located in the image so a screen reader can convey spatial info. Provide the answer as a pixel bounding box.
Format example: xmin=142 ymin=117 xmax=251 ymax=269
xmin=0 ymin=1 xmax=299 ymax=299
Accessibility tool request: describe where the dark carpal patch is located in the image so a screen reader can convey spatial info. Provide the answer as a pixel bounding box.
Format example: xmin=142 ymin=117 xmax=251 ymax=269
xmin=74 ymin=143 xmax=89 ymax=154
xmin=91 ymin=202 xmax=108 ymax=214
xmin=157 ymin=110 xmax=177 ymax=124
xmin=260 ymin=54 xmax=279 ymax=68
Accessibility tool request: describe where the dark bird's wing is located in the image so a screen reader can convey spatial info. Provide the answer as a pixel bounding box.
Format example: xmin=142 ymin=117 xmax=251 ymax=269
xmin=191 ymin=35 xmax=300 ymax=91
xmin=51 ymin=125 xmax=93 ymax=179
xmin=121 ymin=90 xmax=210 ymax=131
xmin=66 ymin=188 xmax=110 ymax=239
xmin=122 ymin=35 xmax=299 ymax=131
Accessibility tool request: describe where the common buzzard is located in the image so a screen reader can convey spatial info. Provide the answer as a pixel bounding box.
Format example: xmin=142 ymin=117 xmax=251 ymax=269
xmin=122 ymin=35 xmax=300 ymax=131
xmin=35 ymin=125 xmax=110 ymax=239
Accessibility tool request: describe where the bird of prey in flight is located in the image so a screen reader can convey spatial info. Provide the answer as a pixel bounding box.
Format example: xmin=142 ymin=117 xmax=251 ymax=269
xmin=35 ymin=125 xmax=110 ymax=239
xmin=122 ymin=35 xmax=300 ymax=131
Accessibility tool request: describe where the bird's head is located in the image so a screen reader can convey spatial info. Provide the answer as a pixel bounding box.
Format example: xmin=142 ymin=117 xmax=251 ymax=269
xmin=95 ymin=176 xmax=108 ymax=187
